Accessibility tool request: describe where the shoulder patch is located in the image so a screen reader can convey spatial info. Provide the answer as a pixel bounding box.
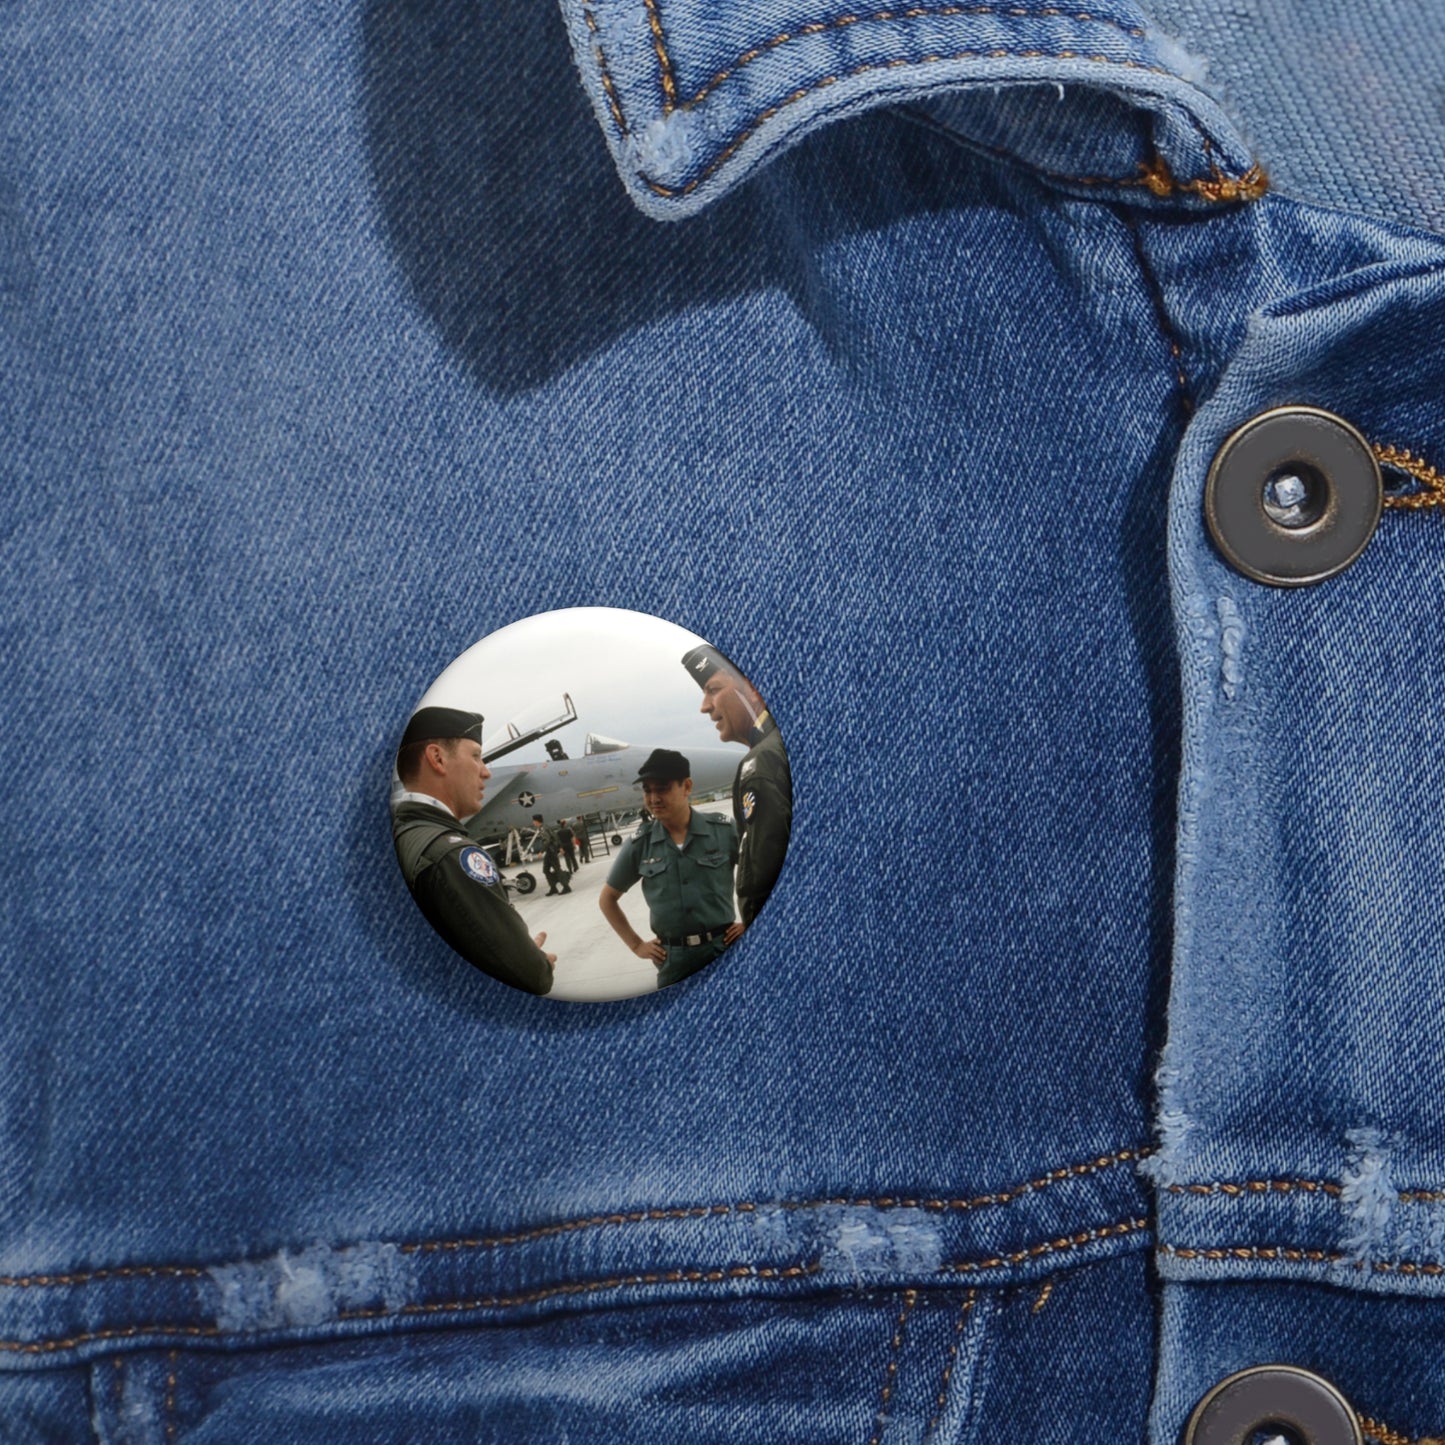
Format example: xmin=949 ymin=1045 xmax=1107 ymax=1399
xmin=742 ymin=790 xmax=757 ymax=820
xmin=459 ymin=847 xmax=500 ymax=886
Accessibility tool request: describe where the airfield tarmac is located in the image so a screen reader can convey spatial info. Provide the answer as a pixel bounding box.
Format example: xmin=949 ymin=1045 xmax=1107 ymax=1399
xmin=507 ymin=799 xmax=736 ymax=1003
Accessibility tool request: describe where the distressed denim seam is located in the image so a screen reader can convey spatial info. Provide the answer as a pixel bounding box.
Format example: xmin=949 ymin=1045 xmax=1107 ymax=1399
xmin=0 ymin=1218 xmax=1146 ymax=1355
xmin=0 ymin=1147 xmax=1152 ymax=1291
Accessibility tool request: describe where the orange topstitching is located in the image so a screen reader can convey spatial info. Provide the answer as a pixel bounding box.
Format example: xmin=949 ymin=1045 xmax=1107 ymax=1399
xmin=0 ymin=1210 xmax=1152 ymax=1355
xmin=583 ymin=2 xmax=1263 ymax=202
xmin=1375 ymin=443 xmax=1445 ymax=509
xmin=0 ymin=1147 xmax=1150 ymax=1292
xmin=867 ymin=1288 xmax=919 ymax=1445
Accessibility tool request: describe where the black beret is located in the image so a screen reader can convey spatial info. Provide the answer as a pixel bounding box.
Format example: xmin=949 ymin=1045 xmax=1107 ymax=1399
xmin=635 ymin=747 xmax=690 ymax=782
xmin=398 ymin=706 xmax=484 ymax=749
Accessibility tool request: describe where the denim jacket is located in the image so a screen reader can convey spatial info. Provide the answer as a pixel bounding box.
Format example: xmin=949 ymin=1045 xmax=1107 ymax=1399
xmin=3 ymin=0 xmax=1445 ymax=1440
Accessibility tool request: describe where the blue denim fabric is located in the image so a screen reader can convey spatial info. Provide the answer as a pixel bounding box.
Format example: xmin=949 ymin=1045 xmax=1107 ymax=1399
xmin=3 ymin=0 xmax=1445 ymax=1441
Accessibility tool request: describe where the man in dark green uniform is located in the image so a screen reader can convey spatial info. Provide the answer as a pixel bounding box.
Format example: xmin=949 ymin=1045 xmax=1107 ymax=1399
xmin=683 ymin=644 xmax=792 ymax=929
xmin=598 ymin=749 xmax=740 ymax=989
xmin=530 ymin=813 xmax=571 ymax=895
xmin=392 ymin=707 xmax=555 ymax=996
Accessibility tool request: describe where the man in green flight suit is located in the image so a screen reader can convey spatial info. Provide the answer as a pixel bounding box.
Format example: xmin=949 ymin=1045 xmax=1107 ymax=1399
xmin=391 ymin=707 xmax=556 ymax=996
xmin=682 ymin=644 xmax=792 ymax=929
xmin=598 ymin=748 xmax=741 ymax=990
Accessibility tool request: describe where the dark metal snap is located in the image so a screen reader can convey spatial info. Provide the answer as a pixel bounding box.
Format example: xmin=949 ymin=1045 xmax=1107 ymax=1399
xmin=1204 ymin=406 xmax=1382 ymax=586
xmin=1183 ymin=1365 xmax=1363 ymax=1445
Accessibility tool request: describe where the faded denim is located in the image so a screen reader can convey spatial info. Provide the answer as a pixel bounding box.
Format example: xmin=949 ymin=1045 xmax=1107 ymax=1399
xmin=3 ymin=0 xmax=1445 ymax=1441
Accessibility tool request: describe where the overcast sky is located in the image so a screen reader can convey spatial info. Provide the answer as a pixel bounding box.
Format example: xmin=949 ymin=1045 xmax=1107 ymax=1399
xmin=413 ymin=608 xmax=748 ymax=765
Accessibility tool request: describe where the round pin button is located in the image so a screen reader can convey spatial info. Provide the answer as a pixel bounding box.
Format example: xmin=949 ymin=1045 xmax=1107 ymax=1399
xmin=1204 ymin=406 xmax=1382 ymax=586
xmin=1183 ymin=1365 xmax=1363 ymax=1445
xmin=390 ymin=608 xmax=791 ymax=1002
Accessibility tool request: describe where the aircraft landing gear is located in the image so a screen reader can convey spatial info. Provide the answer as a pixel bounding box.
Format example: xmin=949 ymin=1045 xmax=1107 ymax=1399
xmin=512 ymin=871 xmax=537 ymax=895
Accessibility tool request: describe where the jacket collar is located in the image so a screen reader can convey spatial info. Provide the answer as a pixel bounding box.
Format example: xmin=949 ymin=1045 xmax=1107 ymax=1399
xmin=558 ymin=0 xmax=1261 ymax=220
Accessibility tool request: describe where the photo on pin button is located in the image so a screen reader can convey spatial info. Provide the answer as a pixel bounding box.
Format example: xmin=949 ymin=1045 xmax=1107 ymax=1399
xmin=390 ymin=607 xmax=792 ymax=1002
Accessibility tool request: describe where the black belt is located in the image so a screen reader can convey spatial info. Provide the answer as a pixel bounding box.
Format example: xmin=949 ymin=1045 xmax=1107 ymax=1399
xmin=658 ymin=924 xmax=733 ymax=947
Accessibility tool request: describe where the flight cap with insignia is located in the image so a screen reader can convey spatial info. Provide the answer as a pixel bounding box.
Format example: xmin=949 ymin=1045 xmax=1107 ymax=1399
xmin=635 ymin=748 xmax=691 ymax=782
xmin=680 ymin=643 xmax=742 ymax=689
xmin=398 ymin=707 xmax=484 ymax=749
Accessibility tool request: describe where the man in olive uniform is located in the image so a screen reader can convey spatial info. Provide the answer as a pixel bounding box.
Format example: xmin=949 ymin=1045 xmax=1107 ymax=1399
xmin=598 ymin=749 xmax=741 ymax=989
xmin=531 ymin=813 xmax=571 ymax=895
xmin=556 ymin=818 xmax=578 ymax=874
xmin=392 ymin=707 xmax=555 ymax=995
xmin=683 ymin=644 xmax=792 ymax=929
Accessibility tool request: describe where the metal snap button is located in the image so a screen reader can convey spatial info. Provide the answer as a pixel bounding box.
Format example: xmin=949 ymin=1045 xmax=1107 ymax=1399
xmin=1204 ymin=406 xmax=1382 ymax=586
xmin=1183 ymin=1365 xmax=1363 ymax=1445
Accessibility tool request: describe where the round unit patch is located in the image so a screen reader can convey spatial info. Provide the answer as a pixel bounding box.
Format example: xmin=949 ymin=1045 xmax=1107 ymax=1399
xmin=459 ymin=847 xmax=499 ymax=885
xmin=390 ymin=607 xmax=793 ymax=1003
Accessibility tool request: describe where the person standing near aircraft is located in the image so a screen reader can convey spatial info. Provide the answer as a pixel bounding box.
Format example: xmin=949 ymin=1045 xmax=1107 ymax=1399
xmin=392 ymin=708 xmax=555 ymax=995
xmin=557 ymin=818 xmax=578 ymax=874
xmin=598 ymin=749 xmax=741 ymax=989
xmin=531 ymin=813 xmax=571 ymax=895
xmin=682 ymin=645 xmax=792 ymax=929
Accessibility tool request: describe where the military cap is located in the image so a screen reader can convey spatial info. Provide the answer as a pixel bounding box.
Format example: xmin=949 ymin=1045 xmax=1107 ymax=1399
xmin=635 ymin=748 xmax=691 ymax=782
xmin=680 ymin=643 xmax=743 ymax=689
xmin=399 ymin=706 xmax=484 ymax=748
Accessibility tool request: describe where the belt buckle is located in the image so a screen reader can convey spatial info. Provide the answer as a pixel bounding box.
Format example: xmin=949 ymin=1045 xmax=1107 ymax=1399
xmin=685 ymin=933 xmax=701 ymax=946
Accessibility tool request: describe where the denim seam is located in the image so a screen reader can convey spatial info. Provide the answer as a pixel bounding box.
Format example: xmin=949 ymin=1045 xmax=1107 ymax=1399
xmin=593 ymin=3 xmax=1270 ymax=200
xmin=1359 ymin=1413 xmax=1444 ymax=1445
xmin=1119 ymin=209 xmax=1195 ymax=418
xmin=0 ymin=1324 xmax=224 ymax=1358
xmin=583 ymin=6 xmax=629 ymax=133
xmin=923 ymin=1290 xmax=977 ymax=1438
xmin=629 ymin=51 xmax=1255 ymax=200
xmin=0 ymin=1219 xmax=1149 ymax=1356
xmin=642 ymin=5 xmax=1149 ymax=117
xmin=1157 ymin=1243 xmax=1445 ymax=1276
xmin=1375 ymin=443 xmax=1445 ymax=509
xmin=939 ymin=1216 xmax=1149 ymax=1273
xmin=1164 ymin=1177 xmax=1445 ymax=1202
xmin=1165 ymin=1178 xmax=1343 ymax=1198
xmin=163 ymin=1348 xmax=178 ymax=1442
xmin=1029 ymin=1277 xmax=1055 ymax=1312
xmin=897 ymin=107 xmax=1265 ymax=205
xmin=867 ymin=1287 xmax=919 ymax=1445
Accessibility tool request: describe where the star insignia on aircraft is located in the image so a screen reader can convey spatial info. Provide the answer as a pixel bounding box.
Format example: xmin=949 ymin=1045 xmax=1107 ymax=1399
xmin=517 ymin=792 xmax=536 ymax=807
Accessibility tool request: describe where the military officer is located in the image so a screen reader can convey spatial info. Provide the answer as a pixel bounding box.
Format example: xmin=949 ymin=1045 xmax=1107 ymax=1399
xmin=531 ymin=813 xmax=571 ymax=895
xmin=598 ymin=749 xmax=741 ymax=989
xmin=682 ymin=644 xmax=792 ymax=929
xmin=392 ymin=707 xmax=555 ymax=995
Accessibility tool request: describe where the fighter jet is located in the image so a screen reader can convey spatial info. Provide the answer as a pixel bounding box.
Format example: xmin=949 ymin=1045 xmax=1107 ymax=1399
xmin=471 ymin=694 xmax=737 ymax=839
